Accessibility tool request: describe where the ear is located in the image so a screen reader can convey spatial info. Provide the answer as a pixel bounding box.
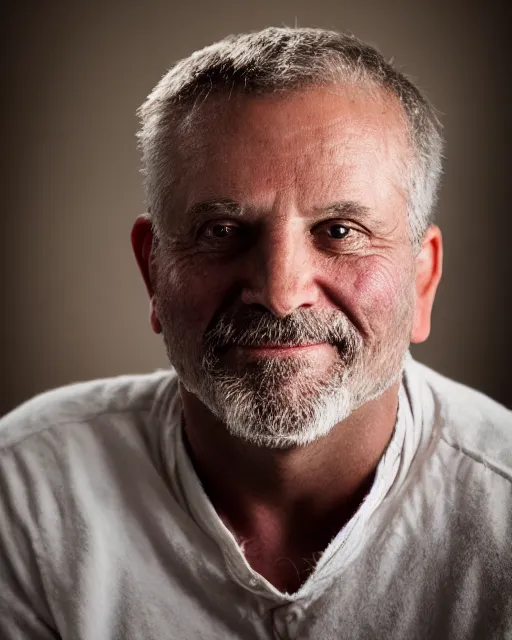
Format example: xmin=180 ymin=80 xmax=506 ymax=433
xmin=131 ymin=214 xmax=162 ymax=335
xmin=410 ymin=225 xmax=443 ymax=344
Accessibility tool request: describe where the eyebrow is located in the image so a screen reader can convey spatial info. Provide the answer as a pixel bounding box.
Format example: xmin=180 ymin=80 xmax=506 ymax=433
xmin=183 ymin=198 xmax=373 ymax=227
xmin=185 ymin=200 xmax=244 ymax=226
xmin=314 ymin=201 xmax=372 ymax=220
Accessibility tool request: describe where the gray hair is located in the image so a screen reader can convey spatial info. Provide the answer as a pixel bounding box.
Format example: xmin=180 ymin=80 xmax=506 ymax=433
xmin=137 ymin=27 xmax=443 ymax=247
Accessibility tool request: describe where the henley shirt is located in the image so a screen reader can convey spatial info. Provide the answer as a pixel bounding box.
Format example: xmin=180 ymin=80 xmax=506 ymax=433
xmin=0 ymin=356 xmax=511 ymax=639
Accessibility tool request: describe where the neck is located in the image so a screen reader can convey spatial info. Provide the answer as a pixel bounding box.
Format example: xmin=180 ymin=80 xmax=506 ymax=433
xmin=180 ymin=383 xmax=400 ymax=553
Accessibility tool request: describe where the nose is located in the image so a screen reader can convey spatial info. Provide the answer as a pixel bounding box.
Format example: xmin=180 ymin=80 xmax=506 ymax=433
xmin=240 ymin=223 xmax=320 ymax=317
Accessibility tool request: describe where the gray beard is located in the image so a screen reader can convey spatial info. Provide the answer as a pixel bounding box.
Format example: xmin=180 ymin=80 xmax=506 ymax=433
xmin=160 ymin=306 xmax=411 ymax=449
xmin=199 ymin=356 xmax=363 ymax=448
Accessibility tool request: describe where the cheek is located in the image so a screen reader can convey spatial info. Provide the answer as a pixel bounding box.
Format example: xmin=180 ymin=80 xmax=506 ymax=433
xmin=156 ymin=258 xmax=232 ymax=334
xmin=337 ymin=256 xmax=413 ymax=330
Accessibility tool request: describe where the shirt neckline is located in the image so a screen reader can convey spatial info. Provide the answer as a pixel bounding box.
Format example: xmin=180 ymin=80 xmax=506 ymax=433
xmin=163 ymin=362 xmax=420 ymax=601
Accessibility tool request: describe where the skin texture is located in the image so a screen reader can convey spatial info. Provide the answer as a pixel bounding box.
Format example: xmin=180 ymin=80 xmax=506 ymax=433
xmin=132 ymin=86 xmax=443 ymax=593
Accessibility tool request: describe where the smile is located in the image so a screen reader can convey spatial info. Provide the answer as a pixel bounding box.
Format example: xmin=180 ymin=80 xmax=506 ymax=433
xmin=231 ymin=343 xmax=330 ymax=357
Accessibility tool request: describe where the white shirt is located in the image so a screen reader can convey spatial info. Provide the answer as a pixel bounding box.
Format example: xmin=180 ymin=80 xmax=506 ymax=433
xmin=0 ymin=356 xmax=511 ymax=640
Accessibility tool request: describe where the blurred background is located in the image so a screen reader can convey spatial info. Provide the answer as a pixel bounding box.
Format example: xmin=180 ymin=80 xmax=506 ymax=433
xmin=1 ymin=0 xmax=510 ymax=416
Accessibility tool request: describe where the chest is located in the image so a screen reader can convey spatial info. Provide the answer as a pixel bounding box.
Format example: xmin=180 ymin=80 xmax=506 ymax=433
xmin=242 ymin=549 xmax=321 ymax=594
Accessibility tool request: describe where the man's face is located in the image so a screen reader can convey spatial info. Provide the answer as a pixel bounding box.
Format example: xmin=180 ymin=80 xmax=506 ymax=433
xmin=151 ymin=86 xmax=417 ymax=448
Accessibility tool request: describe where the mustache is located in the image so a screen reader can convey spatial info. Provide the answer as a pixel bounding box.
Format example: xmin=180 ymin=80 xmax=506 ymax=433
xmin=203 ymin=307 xmax=360 ymax=356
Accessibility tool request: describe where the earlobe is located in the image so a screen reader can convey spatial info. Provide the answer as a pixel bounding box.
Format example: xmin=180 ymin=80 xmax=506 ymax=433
xmin=410 ymin=225 xmax=443 ymax=344
xmin=150 ymin=299 xmax=162 ymax=334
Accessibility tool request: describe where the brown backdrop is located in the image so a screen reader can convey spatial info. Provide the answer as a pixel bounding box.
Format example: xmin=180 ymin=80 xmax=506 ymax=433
xmin=2 ymin=0 xmax=511 ymax=416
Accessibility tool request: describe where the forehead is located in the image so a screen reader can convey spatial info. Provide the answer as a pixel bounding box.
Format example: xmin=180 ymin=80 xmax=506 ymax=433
xmin=173 ymin=86 xmax=411 ymax=214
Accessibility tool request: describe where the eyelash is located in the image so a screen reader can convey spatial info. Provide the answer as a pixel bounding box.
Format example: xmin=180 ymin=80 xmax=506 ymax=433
xmin=314 ymin=222 xmax=351 ymax=239
xmin=202 ymin=223 xmax=243 ymax=239
xmin=200 ymin=221 xmax=354 ymax=241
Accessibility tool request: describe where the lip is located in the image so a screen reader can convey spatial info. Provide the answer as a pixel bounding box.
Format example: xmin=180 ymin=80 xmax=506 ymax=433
xmin=230 ymin=343 xmax=328 ymax=357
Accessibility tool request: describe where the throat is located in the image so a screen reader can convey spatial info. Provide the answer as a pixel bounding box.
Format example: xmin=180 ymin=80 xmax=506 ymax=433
xmin=222 ymin=479 xmax=375 ymax=593
xmin=239 ymin=539 xmax=325 ymax=594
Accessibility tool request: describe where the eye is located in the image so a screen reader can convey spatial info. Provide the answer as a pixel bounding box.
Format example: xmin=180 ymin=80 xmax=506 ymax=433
xmin=314 ymin=222 xmax=351 ymax=239
xmin=326 ymin=223 xmax=350 ymax=239
xmin=202 ymin=222 xmax=241 ymax=239
xmin=311 ymin=220 xmax=367 ymax=253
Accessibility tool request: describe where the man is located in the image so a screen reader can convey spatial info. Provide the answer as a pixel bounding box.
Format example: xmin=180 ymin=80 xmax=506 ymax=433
xmin=1 ymin=26 xmax=510 ymax=640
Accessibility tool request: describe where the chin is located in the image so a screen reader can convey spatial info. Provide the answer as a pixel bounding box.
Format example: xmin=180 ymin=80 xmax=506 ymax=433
xmin=206 ymin=380 xmax=356 ymax=449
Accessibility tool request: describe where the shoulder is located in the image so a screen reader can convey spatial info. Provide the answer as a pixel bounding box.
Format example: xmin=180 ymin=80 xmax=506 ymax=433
xmin=405 ymin=356 xmax=512 ymax=480
xmin=0 ymin=369 xmax=179 ymax=452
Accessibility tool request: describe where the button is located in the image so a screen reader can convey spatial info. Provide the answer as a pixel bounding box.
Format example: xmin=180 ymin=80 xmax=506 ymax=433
xmin=286 ymin=604 xmax=305 ymax=639
xmin=273 ymin=603 xmax=306 ymax=640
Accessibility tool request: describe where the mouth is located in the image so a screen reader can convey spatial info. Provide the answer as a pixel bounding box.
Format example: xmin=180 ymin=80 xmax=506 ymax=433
xmin=227 ymin=343 xmax=331 ymax=358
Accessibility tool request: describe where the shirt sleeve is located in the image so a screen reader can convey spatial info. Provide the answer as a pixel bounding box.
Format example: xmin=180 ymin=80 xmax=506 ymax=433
xmin=0 ymin=448 xmax=59 ymax=639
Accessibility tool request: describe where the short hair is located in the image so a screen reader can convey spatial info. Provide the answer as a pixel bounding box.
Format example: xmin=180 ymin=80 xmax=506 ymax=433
xmin=137 ymin=26 xmax=443 ymax=247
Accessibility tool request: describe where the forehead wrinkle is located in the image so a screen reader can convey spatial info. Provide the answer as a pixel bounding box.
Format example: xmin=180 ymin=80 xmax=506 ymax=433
xmin=169 ymin=89 xmax=411 ymax=233
xmin=178 ymin=101 xmax=408 ymax=192
xmin=316 ymin=201 xmax=371 ymax=218
xmin=220 ymin=84 xmax=405 ymax=134
xmin=185 ymin=89 xmax=409 ymax=166
xmin=208 ymin=121 xmax=396 ymax=165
